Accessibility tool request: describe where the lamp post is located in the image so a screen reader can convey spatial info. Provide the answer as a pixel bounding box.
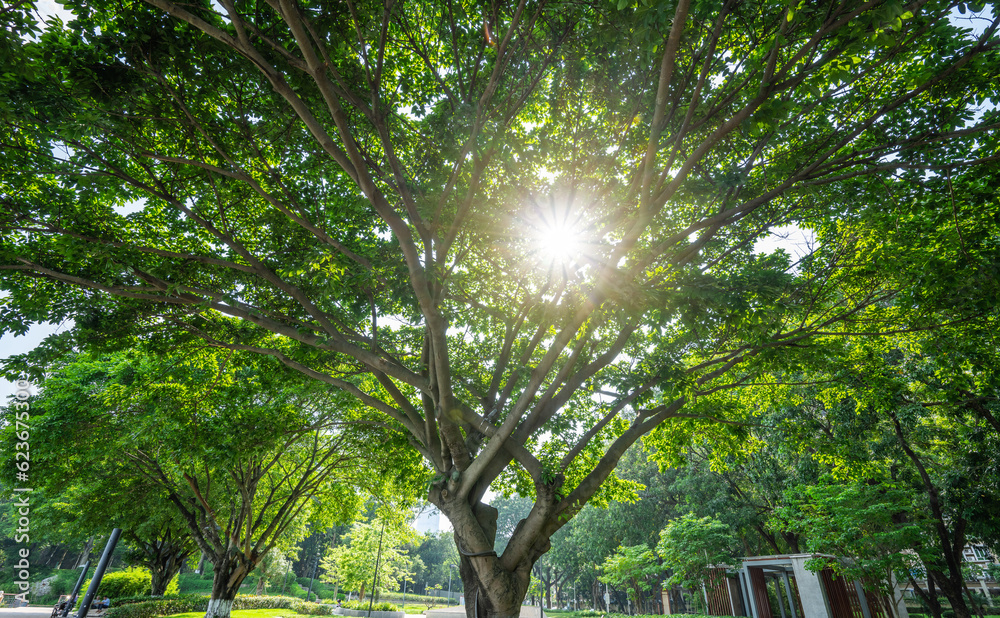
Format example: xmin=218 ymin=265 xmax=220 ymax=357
xmin=60 ymin=562 xmax=90 ymax=618
xmin=447 ymin=564 xmax=457 ymax=607
xmin=367 ymin=519 xmax=387 ymax=618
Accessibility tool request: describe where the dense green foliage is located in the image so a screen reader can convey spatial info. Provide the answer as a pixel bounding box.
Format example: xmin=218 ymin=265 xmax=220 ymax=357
xmin=597 ymin=545 xmax=660 ymax=614
xmin=1 ymin=0 xmax=999 ymax=616
xmin=320 ymin=513 xmax=418 ymax=601
xmin=0 ymin=348 xmax=422 ymax=614
xmin=406 ymin=531 xmax=462 ymax=595
xmin=84 ymin=567 xmax=181 ymax=599
xmin=655 ymin=514 xmax=735 ymax=590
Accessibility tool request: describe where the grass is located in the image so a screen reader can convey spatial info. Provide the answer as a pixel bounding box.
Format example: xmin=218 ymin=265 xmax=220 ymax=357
xmin=400 ymin=604 xmax=447 ymax=613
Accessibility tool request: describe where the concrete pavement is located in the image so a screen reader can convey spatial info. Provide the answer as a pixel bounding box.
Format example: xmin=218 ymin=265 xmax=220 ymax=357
xmin=0 ymin=607 xmax=53 ymax=618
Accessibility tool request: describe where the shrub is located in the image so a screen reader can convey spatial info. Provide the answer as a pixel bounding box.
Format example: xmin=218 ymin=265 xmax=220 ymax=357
xmin=233 ymin=596 xmax=298 ymax=610
xmin=379 ymin=592 xmax=447 ymax=605
xmin=104 ymin=594 xmax=299 ymax=618
xmin=178 ymin=574 xmax=213 ymax=594
xmin=105 ymin=595 xmax=209 ymax=618
xmin=84 ymin=567 xmax=180 ymax=599
xmin=289 ymin=601 xmax=335 ymax=615
xmin=50 ymin=570 xmax=85 ymax=597
xmin=340 ymin=600 xmax=398 ymax=612
xmin=112 ymin=594 xmax=203 ymax=607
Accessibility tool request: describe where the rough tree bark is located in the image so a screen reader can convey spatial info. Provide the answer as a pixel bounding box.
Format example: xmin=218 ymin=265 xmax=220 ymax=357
xmin=205 ymin=553 xmax=255 ymax=618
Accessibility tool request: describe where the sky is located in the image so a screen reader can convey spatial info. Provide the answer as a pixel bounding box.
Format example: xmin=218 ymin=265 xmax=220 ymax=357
xmin=0 ymin=321 xmax=67 ymax=399
xmin=35 ymin=0 xmax=73 ymax=24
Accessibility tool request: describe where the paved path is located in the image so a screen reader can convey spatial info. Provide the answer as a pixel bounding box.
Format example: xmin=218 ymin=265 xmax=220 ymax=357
xmin=0 ymin=607 xmax=53 ymax=618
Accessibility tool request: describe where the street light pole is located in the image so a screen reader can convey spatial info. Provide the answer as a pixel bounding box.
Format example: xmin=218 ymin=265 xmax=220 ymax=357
xmin=367 ymin=519 xmax=387 ymax=618
xmin=447 ymin=564 xmax=457 ymax=607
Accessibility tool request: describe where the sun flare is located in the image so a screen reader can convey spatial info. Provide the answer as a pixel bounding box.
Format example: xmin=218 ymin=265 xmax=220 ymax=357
xmin=538 ymin=224 xmax=583 ymax=265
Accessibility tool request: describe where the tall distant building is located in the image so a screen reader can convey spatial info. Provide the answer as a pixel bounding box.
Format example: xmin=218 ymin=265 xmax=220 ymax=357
xmin=412 ymin=503 xmax=441 ymax=534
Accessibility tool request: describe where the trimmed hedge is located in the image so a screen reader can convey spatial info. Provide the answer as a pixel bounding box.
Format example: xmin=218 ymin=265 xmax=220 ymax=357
xmin=340 ymin=601 xmax=397 ymax=612
xmin=379 ymin=592 xmax=449 ymax=605
xmin=105 ymin=594 xmax=300 ymax=618
xmin=288 ymin=602 xmax=335 ymax=615
xmin=105 ymin=595 xmax=209 ymax=618
xmin=233 ymin=596 xmax=299 ymax=610
xmin=110 ymin=594 xmax=203 ymax=607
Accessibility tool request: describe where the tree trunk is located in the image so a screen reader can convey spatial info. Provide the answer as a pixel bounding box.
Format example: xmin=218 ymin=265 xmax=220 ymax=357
xmin=140 ymin=534 xmax=192 ymax=596
xmin=890 ymin=412 xmax=972 ymax=618
xmin=76 ymin=537 xmax=95 ymax=568
xmin=914 ymin=575 xmax=943 ymax=618
xmin=449 ymin=503 xmax=533 ymax=618
xmin=150 ymin=560 xmax=179 ymax=597
xmin=928 ymin=569 xmax=972 ymax=618
xmin=205 ymin=554 xmax=251 ymax=618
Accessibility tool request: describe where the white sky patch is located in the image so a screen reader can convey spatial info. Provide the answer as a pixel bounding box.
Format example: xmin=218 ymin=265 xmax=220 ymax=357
xmin=948 ymin=4 xmax=996 ymax=36
xmin=0 ymin=320 xmax=72 ymax=400
xmin=115 ymin=198 xmax=146 ymax=216
xmin=753 ymin=224 xmax=814 ymax=261
xmin=34 ymin=0 xmax=74 ymax=25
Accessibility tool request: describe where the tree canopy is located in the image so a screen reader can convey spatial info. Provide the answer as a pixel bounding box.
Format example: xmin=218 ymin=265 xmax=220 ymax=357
xmin=321 ymin=512 xmax=419 ymax=602
xmin=1 ymin=0 xmax=999 ymax=616
xmin=1 ymin=348 xmax=419 ymax=617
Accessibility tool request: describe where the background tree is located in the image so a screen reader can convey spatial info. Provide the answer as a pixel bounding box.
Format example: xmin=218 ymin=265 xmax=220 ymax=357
xmin=772 ymin=475 xmax=926 ymax=617
xmin=655 ymin=514 xmax=737 ymax=592
xmin=321 ymin=513 xmax=419 ymax=602
xmin=1 ymin=349 xmax=418 ymax=618
xmin=597 ymin=545 xmax=661 ymax=615
xmin=253 ymin=550 xmax=295 ymax=595
xmin=410 ymin=532 xmax=461 ymax=596
xmin=2 ymin=1 xmax=999 ymax=617
xmin=0 ymin=463 xmax=198 ymax=598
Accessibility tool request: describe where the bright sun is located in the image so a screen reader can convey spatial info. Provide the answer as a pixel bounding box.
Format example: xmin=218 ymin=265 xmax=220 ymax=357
xmin=539 ymin=223 xmax=583 ymax=263
xmin=531 ymin=202 xmax=588 ymax=277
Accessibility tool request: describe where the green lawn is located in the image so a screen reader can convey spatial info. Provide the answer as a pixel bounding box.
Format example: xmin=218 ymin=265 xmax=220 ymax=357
xmin=401 ymin=604 xmax=445 ymax=613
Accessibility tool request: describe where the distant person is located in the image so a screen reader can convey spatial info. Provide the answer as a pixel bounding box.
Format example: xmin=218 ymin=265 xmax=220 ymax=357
xmin=101 ymin=597 xmax=111 ymax=609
